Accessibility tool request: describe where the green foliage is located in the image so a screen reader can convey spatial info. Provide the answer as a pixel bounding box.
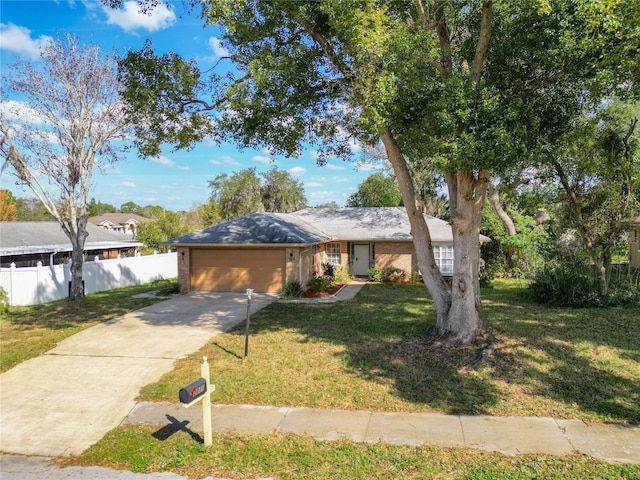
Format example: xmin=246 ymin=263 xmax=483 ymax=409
xmin=307 ymin=275 xmax=333 ymax=293
xmin=332 ymin=265 xmax=352 ymax=284
xmin=382 ymin=266 xmax=406 ymax=283
xmin=208 ymin=166 xmax=307 ymax=221
xmin=88 ymin=198 xmax=117 ymax=217
xmin=346 ymin=173 xmax=402 ymax=207
xmin=281 ymin=281 xmax=303 ymax=298
xmin=150 ymin=278 xmax=179 ymax=296
xmin=368 ymin=266 xmax=383 ymax=282
xmin=260 ymin=166 xmax=307 ymax=213
xmin=529 ymin=261 xmax=640 ymax=307
xmin=480 ymin=201 xmax=549 ymax=282
xmin=0 ymin=287 xmax=9 ymax=314
xmin=137 ymin=211 xmax=196 ymax=250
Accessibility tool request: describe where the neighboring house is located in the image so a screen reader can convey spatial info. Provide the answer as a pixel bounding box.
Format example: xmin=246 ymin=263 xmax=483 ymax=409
xmin=628 ymin=216 xmax=640 ymax=269
xmin=1 ymin=222 xmax=142 ymax=267
xmin=164 ymin=207 xmax=490 ymax=294
xmin=88 ymin=213 xmax=149 ymax=236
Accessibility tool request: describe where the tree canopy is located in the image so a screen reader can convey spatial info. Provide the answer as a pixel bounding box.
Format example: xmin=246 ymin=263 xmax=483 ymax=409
xmin=346 ymin=172 xmax=402 ymax=207
xmin=111 ymin=0 xmax=640 ymax=344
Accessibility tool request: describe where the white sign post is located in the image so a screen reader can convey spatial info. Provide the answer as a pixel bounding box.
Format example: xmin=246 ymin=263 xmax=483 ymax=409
xmin=179 ymin=356 xmax=213 ymax=446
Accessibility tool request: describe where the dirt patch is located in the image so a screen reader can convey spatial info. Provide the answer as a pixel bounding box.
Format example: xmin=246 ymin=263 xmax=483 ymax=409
xmin=304 ymin=283 xmax=345 ymax=298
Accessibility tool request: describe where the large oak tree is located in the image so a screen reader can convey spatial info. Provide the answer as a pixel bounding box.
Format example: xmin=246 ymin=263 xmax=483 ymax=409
xmin=111 ymin=0 xmax=638 ymax=344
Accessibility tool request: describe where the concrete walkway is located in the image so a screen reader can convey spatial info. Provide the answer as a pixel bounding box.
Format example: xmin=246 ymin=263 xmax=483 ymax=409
xmin=1 ymin=281 xmax=639 ymax=480
xmin=123 ymin=402 xmax=640 ymax=465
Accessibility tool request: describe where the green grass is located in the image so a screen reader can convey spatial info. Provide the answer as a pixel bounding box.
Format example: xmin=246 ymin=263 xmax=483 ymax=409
xmin=0 ymin=281 xmax=174 ymax=372
xmin=139 ymin=280 xmax=640 ymax=424
xmin=68 ymin=427 xmax=639 ymax=479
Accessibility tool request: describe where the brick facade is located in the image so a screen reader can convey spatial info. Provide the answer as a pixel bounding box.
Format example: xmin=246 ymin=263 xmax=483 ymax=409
xmin=374 ymin=242 xmax=416 ymax=276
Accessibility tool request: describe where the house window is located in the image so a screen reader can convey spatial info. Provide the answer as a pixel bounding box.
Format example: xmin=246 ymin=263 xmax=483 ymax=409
xmin=434 ymin=245 xmax=454 ymax=275
xmin=326 ymin=242 xmax=341 ymax=265
xmin=312 ymin=245 xmax=317 ymax=265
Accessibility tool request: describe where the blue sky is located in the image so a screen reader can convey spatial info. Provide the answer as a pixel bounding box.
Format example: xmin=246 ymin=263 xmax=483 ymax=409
xmin=0 ymin=1 xmax=381 ymax=212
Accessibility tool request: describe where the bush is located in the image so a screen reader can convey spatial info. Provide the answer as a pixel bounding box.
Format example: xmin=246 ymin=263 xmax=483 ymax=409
xmin=151 ymin=278 xmax=180 ymax=296
xmin=529 ymin=261 xmax=640 ymax=307
xmin=0 ymin=287 xmax=9 ymax=313
xmin=322 ymin=263 xmax=335 ymax=279
xmin=332 ymin=265 xmax=352 ymax=283
xmin=368 ymin=266 xmax=383 ymax=282
xmin=281 ymin=281 xmax=303 ymax=298
xmin=307 ymin=275 xmax=333 ymax=293
xmin=382 ymin=266 xmax=406 ymax=282
xmin=411 ymin=270 xmax=421 ymax=283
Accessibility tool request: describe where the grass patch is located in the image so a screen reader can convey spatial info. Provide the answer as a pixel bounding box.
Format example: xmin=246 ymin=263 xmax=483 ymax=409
xmin=140 ymin=280 xmax=640 ymax=424
xmin=0 ymin=282 xmax=172 ymax=372
xmin=68 ymin=426 xmax=640 ymax=479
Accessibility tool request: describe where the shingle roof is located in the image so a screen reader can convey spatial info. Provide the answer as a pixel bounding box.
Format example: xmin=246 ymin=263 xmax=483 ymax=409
xmin=164 ymin=207 xmax=488 ymax=246
xmin=165 ymin=212 xmax=331 ymax=246
xmin=1 ymin=222 xmax=141 ymax=256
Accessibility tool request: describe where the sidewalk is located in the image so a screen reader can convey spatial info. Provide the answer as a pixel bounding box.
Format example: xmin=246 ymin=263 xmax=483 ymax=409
xmin=122 ymin=401 xmax=640 ymax=465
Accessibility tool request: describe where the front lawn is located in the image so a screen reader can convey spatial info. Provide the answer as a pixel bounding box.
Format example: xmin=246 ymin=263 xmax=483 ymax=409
xmin=139 ymin=279 xmax=640 ymax=425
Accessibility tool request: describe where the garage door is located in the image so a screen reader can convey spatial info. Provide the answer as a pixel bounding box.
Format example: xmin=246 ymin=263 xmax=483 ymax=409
xmin=190 ymin=248 xmax=285 ymax=293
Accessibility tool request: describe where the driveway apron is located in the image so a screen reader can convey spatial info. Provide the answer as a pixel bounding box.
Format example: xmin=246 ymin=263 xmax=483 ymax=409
xmin=0 ymin=292 xmax=276 ymax=457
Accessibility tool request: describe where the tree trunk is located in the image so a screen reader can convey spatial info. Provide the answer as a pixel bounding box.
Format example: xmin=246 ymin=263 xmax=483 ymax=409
xmin=380 ymin=130 xmax=452 ymax=324
xmin=443 ymin=170 xmax=489 ymax=344
xmin=67 ymin=216 xmax=88 ymax=301
xmin=488 ymin=176 xmax=516 ymax=236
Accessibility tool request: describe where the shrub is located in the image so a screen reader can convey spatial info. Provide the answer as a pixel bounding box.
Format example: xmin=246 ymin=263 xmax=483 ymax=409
xmin=151 ymin=278 xmax=180 ymax=296
xmin=0 ymin=287 xmax=9 ymax=313
xmin=307 ymin=275 xmax=333 ymax=293
xmin=382 ymin=266 xmax=406 ymax=282
xmin=322 ymin=262 xmax=335 ymax=279
xmin=281 ymin=281 xmax=303 ymax=298
xmin=368 ymin=266 xmax=383 ymax=282
xmin=332 ymin=265 xmax=352 ymax=283
xmin=411 ymin=270 xmax=421 ymax=283
xmin=529 ymin=261 xmax=640 ymax=307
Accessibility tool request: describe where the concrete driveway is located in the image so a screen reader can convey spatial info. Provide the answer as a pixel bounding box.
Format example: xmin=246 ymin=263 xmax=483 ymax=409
xmin=0 ymin=292 xmax=277 ymax=457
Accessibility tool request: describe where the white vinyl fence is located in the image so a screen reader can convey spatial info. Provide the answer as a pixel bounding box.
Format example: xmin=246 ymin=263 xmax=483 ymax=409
xmin=1 ymin=252 xmax=177 ymax=307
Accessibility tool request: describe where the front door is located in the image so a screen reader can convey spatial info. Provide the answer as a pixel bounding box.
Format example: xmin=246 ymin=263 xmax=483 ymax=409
xmin=353 ymin=244 xmax=370 ymax=276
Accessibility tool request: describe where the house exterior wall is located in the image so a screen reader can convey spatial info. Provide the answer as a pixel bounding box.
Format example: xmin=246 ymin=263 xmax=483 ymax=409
xmin=374 ymin=242 xmax=415 ymax=275
xmin=178 ymin=248 xmax=191 ymax=294
xmin=630 ymin=225 xmax=640 ymax=269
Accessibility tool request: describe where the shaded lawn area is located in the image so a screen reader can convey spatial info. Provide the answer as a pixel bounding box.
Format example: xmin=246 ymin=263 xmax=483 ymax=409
xmin=140 ymin=280 xmax=640 ymax=425
xmin=0 ymin=283 xmax=171 ymax=373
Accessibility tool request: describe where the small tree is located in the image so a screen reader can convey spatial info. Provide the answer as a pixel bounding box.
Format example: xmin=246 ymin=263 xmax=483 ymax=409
xmin=548 ymin=101 xmax=640 ymax=297
xmin=260 ymin=166 xmax=307 ymax=213
xmin=346 ymin=173 xmax=402 ymax=207
xmin=0 ymin=34 xmax=130 ymax=300
xmin=0 ymin=190 xmax=18 ymax=221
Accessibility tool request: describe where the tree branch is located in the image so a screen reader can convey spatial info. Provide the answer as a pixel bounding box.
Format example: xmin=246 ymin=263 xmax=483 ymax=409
xmin=471 ymin=0 xmax=493 ymax=83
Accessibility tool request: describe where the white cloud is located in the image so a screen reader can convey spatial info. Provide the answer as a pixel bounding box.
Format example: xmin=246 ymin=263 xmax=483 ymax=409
xmin=355 ymin=162 xmax=382 ymax=172
xmin=150 ymin=156 xmax=175 ymax=168
xmin=305 ymin=182 xmax=324 ymax=188
xmin=208 ymin=37 xmax=229 ymax=59
xmin=0 ymin=23 xmax=52 ymax=60
xmin=252 ymin=155 xmax=273 ymax=164
xmin=209 ymin=155 xmax=241 ymax=167
xmin=176 ymin=165 xmax=190 ymax=171
xmin=121 ymin=180 xmax=136 ymax=188
xmin=102 ymin=1 xmax=176 ymax=33
xmin=0 ymin=100 xmax=46 ymax=125
xmin=288 ymin=166 xmax=307 ymax=177
xmin=324 ymin=163 xmax=346 ymax=171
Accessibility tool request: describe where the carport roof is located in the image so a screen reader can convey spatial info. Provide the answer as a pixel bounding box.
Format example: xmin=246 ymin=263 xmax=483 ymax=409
xmin=165 ymin=207 xmax=490 ymax=246
xmin=0 ymin=222 xmax=141 ymax=256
